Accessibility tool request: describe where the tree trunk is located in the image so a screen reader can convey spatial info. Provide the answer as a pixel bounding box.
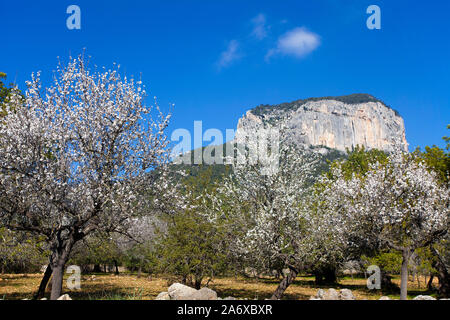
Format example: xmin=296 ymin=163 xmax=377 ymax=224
xmin=380 ymin=269 xmax=397 ymax=292
xmin=323 ymin=267 xmax=337 ymax=284
xmin=33 ymin=263 xmax=52 ymax=300
xmin=194 ymin=277 xmax=202 ymax=290
xmin=137 ymin=265 xmax=142 ymax=278
xmin=93 ymin=264 xmax=101 ymax=273
xmin=271 ymin=266 xmax=298 ymax=300
xmin=428 ymin=275 xmax=435 ymax=291
xmin=314 ymin=272 xmax=324 ymax=285
xmin=400 ymin=249 xmax=412 ymax=300
xmin=49 ymin=234 xmax=78 ymax=300
xmin=430 ymin=247 xmax=450 ymax=298
xmin=50 ymin=264 xmax=64 ymax=300
xmin=437 ymin=272 xmax=450 ymax=298
xmin=314 ymin=267 xmax=336 ymax=285
xmin=114 ymin=260 xmax=119 ymax=275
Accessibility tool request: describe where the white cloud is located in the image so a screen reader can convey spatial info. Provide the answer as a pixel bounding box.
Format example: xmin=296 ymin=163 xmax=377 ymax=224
xmin=266 ymin=27 xmax=320 ymax=60
xmin=251 ymin=13 xmax=268 ymax=40
xmin=217 ymin=40 xmax=241 ymax=70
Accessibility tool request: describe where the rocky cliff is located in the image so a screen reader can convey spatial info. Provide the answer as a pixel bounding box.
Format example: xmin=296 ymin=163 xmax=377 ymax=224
xmin=236 ymin=94 xmax=408 ymax=153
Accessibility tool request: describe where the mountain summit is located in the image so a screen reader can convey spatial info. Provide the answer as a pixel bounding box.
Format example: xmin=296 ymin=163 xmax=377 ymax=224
xmin=237 ymin=94 xmax=408 ymax=153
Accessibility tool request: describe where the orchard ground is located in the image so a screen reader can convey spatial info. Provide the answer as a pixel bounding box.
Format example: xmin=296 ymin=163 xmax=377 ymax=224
xmin=0 ymin=273 xmax=440 ymax=300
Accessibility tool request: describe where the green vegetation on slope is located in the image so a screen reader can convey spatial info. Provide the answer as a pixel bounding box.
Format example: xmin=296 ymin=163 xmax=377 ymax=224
xmin=250 ymin=93 xmax=400 ymax=118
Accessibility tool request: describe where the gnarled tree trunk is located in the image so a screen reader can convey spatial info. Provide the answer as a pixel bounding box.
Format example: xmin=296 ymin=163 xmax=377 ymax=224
xmin=431 ymin=247 xmax=450 ymax=298
xmin=50 ymin=264 xmax=65 ymax=300
xmin=271 ymin=266 xmax=298 ymax=300
xmin=49 ymin=234 xmax=78 ymax=300
xmin=427 ymin=275 xmax=434 ymax=290
xmin=33 ymin=263 xmax=52 ymax=300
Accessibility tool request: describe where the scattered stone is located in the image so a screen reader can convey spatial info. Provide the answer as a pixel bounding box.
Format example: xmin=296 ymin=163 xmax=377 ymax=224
xmin=192 ymin=287 xmax=217 ymax=300
xmin=155 ymin=292 xmax=170 ymax=300
xmin=57 ymin=294 xmax=72 ymax=300
xmin=157 ymin=283 xmax=233 ymax=300
xmin=323 ymin=288 xmax=339 ymax=300
xmin=167 ymin=283 xmax=198 ymax=300
xmin=40 ymin=298 xmax=47 ymax=300
xmin=310 ymin=288 xmax=356 ymax=300
xmin=316 ymin=289 xmax=325 ymax=299
xmin=379 ymin=296 xmax=391 ymax=300
xmin=339 ymin=289 xmax=356 ymax=300
xmin=413 ymin=295 xmax=436 ymax=300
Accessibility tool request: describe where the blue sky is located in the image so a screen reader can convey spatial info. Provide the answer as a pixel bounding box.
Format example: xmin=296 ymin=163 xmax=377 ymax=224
xmin=1 ymin=0 xmax=449 ymax=151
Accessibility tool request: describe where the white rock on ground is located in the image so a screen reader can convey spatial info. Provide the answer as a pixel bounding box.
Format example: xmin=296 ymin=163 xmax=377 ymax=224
xmin=379 ymin=296 xmax=391 ymax=300
xmin=323 ymin=288 xmax=339 ymax=300
xmin=57 ymin=294 xmax=72 ymax=300
xmin=339 ymin=289 xmax=356 ymax=300
xmin=167 ymin=283 xmax=201 ymax=300
xmin=159 ymin=283 xmax=230 ymax=300
xmin=191 ymin=287 xmax=217 ymax=300
xmin=413 ymin=295 xmax=436 ymax=300
xmin=155 ymin=292 xmax=170 ymax=300
xmin=316 ymin=289 xmax=325 ymax=299
xmin=310 ymin=288 xmax=356 ymax=300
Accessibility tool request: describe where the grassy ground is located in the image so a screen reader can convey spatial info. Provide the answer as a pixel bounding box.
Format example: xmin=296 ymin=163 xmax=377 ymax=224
xmin=0 ymin=272 xmax=439 ymax=300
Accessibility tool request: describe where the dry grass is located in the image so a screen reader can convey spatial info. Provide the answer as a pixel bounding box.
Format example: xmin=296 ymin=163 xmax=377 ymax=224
xmin=0 ymin=272 xmax=439 ymax=300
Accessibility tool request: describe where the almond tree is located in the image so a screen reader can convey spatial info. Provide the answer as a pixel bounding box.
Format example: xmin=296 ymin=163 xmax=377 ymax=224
xmin=0 ymin=56 xmax=171 ymax=299
xmin=300 ymin=185 xmax=352 ymax=285
xmin=323 ymin=152 xmax=449 ymax=299
xmin=207 ymin=127 xmax=343 ymax=299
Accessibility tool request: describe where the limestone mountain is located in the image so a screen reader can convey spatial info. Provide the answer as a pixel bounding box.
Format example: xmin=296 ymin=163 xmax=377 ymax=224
xmin=170 ymin=94 xmax=408 ymax=182
xmin=237 ymin=93 xmax=408 ymax=153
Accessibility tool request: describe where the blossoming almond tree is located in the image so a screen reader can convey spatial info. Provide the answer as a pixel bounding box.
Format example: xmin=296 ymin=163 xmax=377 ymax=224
xmin=323 ymin=152 xmax=449 ymax=300
xmin=300 ymin=185 xmax=352 ymax=285
xmin=0 ymin=56 xmax=171 ymax=299
xmin=208 ymin=127 xmax=341 ymax=299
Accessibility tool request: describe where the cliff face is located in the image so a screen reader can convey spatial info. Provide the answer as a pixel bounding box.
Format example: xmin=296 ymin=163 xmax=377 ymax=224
xmin=236 ymin=95 xmax=408 ymax=153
